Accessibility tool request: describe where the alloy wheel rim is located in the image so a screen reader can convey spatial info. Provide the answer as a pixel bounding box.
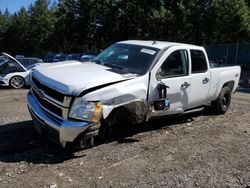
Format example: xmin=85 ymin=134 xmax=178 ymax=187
xmin=11 ymin=77 xmax=24 ymax=88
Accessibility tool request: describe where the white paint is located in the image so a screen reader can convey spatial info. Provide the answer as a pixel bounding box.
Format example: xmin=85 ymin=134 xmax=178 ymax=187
xmin=32 ymin=61 xmax=136 ymax=95
xmin=32 ymin=40 xmax=241 ymax=120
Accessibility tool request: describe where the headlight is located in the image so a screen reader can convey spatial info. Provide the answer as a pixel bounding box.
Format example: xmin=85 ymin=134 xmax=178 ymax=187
xmin=68 ymin=98 xmax=103 ymax=122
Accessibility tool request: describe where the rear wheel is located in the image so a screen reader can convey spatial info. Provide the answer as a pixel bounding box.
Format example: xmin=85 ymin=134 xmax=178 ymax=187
xmin=9 ymin=76 xmax=25 ymax=89
xmin=211 ymin=86 xmax=231 ymax=114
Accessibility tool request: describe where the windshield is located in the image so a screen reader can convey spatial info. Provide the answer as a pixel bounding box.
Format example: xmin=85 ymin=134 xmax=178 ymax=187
xmin=92 ymin=43 xmax=160 ymax=75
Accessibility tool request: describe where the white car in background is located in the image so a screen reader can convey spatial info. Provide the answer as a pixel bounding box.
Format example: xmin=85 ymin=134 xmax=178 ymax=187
xmin=0 ymin=52 xmax=39 ymax=88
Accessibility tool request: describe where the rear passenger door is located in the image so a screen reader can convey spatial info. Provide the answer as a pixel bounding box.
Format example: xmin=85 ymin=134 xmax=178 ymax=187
xmin=187 ymin=49 xmax=211 ymax=109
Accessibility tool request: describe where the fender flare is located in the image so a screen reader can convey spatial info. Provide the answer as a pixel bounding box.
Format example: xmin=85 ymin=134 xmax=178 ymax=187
xmin=102 ymin=100 xmax=148 ymax=124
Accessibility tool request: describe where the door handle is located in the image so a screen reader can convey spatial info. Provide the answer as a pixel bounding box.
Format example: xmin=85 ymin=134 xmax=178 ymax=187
xmin=181 ymin=82 xmax=191 ymax=88
xmin=203 ymin=77 xmax=210 ymax=84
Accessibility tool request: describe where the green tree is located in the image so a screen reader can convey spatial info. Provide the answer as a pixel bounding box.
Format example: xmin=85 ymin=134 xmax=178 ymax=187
xmin=0 ymin=10 xmax=7 ymax=49
xmin=208 ymin=0 xmax=250 ymax=44
xmin=76 ymin=0 xmax=92 ymax=51
xmin=1 ymin=0 xmax=250 ymax=56
xmin=5 ymin=7 xmax=31 ymax=55
xmin=0 ymin=9 xmax=12 ymax=52
xmin=54 ymin=0 xmax=80 ymax=52
xmin=29 ymin=0 xmax=56 ymax=55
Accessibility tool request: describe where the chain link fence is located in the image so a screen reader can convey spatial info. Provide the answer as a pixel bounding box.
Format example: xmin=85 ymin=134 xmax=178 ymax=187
xmin=204 ymin=43 xmax=250 ymax=67
xmin=204 ymin=43 xmax=250 ymax=87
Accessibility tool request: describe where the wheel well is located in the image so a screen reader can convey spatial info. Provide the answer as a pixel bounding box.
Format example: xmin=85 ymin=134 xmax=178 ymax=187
xmin=222 ymin=81 xmax=234 ymax=92
xmin=105 ymin=101 xmax=148 ymax=125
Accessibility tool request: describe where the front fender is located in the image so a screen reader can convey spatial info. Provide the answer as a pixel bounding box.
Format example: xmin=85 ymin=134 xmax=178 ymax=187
xmin=81 ymin=74 xmax=149 ymax=120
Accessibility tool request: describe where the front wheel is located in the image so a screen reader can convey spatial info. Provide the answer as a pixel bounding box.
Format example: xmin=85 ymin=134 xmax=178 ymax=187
xmin=9 ymin=76 xmax=25 ymax=89
xmin=211 ymin=86 xmax=231 ymax=114
xmin=98 ymin=108 xmax=131 ymax=141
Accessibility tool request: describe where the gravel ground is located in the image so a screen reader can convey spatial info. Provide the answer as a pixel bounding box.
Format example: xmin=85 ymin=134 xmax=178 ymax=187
xmin=0 ymin=88 xmax=249 ymax=188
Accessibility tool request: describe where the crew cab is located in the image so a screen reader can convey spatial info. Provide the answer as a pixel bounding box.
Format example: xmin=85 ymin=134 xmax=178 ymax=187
xmin=27 ymin=40 xmax=241 ymax=147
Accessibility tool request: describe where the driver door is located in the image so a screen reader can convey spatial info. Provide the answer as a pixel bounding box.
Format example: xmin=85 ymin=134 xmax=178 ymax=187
xmin=148 ymin=47 xmax=191 ymax=117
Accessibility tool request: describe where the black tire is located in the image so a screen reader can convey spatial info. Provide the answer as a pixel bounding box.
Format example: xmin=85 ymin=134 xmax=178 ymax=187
xmin=9 ymin=76 xmax=25 ymax=89
xmin=211 ymin=86 xmax=231 ymax=114
xmin=98 ymin=108 xmax=131 ymax=141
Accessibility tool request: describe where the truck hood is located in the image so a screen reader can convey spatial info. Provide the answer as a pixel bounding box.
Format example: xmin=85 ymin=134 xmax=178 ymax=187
xmin=32 ymin=61 xmax=137 ymax=95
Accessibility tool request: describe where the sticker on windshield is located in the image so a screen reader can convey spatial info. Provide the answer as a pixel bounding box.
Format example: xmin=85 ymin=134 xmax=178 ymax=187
xmin=140 ymin=48 xmax=156 ymax=55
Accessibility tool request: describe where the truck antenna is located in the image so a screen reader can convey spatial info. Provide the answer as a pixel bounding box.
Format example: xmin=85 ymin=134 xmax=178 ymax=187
xmin=152 ymin=41 xmax=157 ymax=45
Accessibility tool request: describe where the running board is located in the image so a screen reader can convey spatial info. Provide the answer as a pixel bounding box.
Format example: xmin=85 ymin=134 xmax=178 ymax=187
xmin=183 ymin=107 xmax=204 ymax=114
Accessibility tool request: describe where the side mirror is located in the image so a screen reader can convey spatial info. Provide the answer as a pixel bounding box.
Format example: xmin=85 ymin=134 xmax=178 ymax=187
xmin=154 ymin=82 xmax=170 ymax=111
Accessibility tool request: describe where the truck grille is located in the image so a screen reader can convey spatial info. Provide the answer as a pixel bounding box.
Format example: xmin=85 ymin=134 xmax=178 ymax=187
xmin=32 ymin=77 xmax=64 ymax=103
xmin=32 ymin=76 xmax=71 ymax=119
xmin=33 ymin=88 xmax=63 ymax=117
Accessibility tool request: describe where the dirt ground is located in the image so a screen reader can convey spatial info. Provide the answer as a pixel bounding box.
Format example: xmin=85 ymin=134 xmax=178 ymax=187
xmin=0 ymin=88 xmax=249 ymax=188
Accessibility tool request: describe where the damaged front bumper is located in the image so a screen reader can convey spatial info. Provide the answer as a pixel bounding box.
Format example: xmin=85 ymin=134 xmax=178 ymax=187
xmin=27 ymin=91 xmax=100 ymax=147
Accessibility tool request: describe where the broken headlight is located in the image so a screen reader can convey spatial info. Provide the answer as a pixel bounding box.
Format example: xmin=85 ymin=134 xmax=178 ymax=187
xmin=68 ymin=98 xmax=102 ymax=122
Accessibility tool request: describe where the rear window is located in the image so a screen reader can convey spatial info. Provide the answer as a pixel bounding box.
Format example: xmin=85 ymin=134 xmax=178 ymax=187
xmin=191 ymin=50 xmax=208 ymax=73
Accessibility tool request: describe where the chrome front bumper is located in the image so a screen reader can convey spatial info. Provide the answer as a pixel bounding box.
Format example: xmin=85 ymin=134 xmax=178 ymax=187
xmin=27 ymin=91 xmax=99 ymax=147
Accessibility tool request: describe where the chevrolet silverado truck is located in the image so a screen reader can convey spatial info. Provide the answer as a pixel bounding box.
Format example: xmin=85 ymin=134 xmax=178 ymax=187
xmin=27 ymin=40 xmax=241 ymax=147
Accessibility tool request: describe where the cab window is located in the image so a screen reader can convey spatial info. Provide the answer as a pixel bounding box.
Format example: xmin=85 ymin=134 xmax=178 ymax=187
xmin=191 ymin=50 xmax=208 ymax=73
xmin=159 ymin=50 xmax=189 ymax=78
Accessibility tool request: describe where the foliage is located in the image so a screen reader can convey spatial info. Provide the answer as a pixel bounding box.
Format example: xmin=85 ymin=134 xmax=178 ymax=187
xmin=0 ymin=0 xmax=250 ymax=56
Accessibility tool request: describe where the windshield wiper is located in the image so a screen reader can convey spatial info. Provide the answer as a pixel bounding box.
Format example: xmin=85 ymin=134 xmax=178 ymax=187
xmin=92 ymin=59 xmax=128 ymax=73
xmin=91 ymin=59 xmax=102 ymax=64
xmin=104 ymin=63 xmax=128 ymax=73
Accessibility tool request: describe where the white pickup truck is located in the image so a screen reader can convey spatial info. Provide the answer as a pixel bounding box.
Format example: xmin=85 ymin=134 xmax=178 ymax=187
xmin=27 ymin=40 xmax=241 ymax=147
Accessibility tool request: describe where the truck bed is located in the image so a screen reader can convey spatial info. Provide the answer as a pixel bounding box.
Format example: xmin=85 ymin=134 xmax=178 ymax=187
xmin=208 ymin=66 xmax=241 ymax=101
